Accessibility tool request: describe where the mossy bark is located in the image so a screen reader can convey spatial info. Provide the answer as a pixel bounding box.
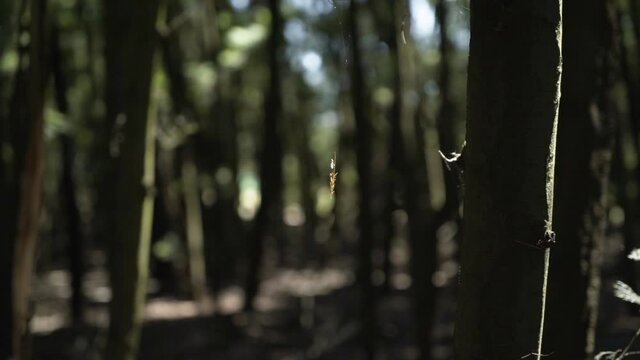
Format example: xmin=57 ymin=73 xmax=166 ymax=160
xmin=454 ymin=0 xmax=563 ymax=358
xmin=104 ymin=0 xmax=160 ymax=359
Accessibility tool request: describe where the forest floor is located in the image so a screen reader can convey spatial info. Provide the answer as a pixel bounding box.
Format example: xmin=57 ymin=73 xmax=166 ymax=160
xmin=30 ymin=256 xmax=640 ymax=360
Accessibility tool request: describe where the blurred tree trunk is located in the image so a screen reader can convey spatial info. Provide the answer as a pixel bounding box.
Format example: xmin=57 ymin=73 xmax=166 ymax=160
xmin=160 ymin=8 xmax=208 ymax=302
xmin=244 ymin=0 xmax=284 ymax=311
xmin=348 ymin=0 xmax=375 ymax=358
xmin=391 ymin=1 xmax=438 ymax=359
xmin=51 ymin=22 xmax=84 ymax=325
xmin=208 ymin=70 xmax=241 ymax=293
xmin=545 ymin=1 xmax=615 ymax=358
xmin=0 ymin=2 xmax=26 ymax=356
xmin=616 ymin=7 xmax=640 ymax=295
xmin=181 ymin=145 xmax=207 ymax=302
xmin=371 ymin=0 xmax=403 ymax=293
xmin=287 ymin=81 xmax=318 ymax=268
xmin=435 ymin=0 xmax=459 ymax=222
xmin=200 ymin=0 xmax=241 ymax=294
xmin=454 ymin=1 xmax=563 ymax=358
xmin=61 ymin=135 xmax=84 ymax=324
xmin=0 ymin=0 xmax=50 ymax=358
xmin=104 ymin=0 xmax=160 ymax=359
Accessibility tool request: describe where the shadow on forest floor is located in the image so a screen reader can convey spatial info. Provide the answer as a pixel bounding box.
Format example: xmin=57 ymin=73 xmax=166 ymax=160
xmin=29 ymin=264 xmax=640 ymax=360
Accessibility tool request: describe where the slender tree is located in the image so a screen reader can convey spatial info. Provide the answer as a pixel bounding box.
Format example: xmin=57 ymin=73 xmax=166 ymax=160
xmin=0 ymin=3 xmax=26 ymax=356
xmin=51 ymin=22 xmax=84 ymax=325
xmin=244 ymin=0 xmax=284 ymax=311
xmin=348 ymin=0 xmax=375 ymax=358
xmin=104 ymin=0 xmax=160 ymax=358
xmin=377 ymin=1 xmax=439 ymax=358
xmin=454 ymin=1 xmax=563 ymax=358
xmin=371 ymin=0 xmax=403 ymax=293
xmin=160 ymin=6 xmax=208 ymax=302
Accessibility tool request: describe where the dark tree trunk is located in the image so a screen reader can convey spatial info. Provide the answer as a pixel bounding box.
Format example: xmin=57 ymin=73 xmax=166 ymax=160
xmin=6 ymin=0 xmax=50 ymax=358
xmin=391 ymin=2 xmax=438 ymax=359
xmin=372 ymin=0 xmax=403 ymax=293
xmin=244 ymin=0 xmax=284 ymax=311
xmin=160 ymin=8 xmax=208 ymax=301
xmin=104 ymin=0 xmax=160 ymax=359
xmin=51 ymin=22 xmax=84 ymax=324
xmin=544 ymin=1 xmax=615 ymax=358
xmin=0 ymin=2 xmax=28 ymax=356
xmin=348 ymin=0 xmax=375 ymax=358
xmin=61 ymin=135 xmax=84 ymax=324
xmin=454 ymin=0 xmax=563 ymax=358
xmin=208 ymin=70 xmax=241 ymax=293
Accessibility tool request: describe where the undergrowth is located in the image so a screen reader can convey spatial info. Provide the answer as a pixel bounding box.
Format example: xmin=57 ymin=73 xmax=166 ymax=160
xmin=595 ymin=249 xmax=640 ymax=359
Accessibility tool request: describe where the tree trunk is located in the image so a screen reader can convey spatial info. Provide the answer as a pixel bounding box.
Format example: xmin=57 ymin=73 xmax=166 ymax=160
xmin=208 ymin=70 xmax=241 ymax=293
xmin=244 ymin=0 xmax=284 ymax=311
xmin=8 ymin=0 xmax=49 ymax=358
xmin=104 ymin=0 xmax=160 ymax=359
xmin=348 ymin=0 xmax=375 ymax=358
xmin=544 ymin=1 xmax=614 ymax=358
xmin=159 ymin=11 xmax=208 ymax=302
xmin=391 ymin=2 xmax=438 ymax=359
xmin=182 ymin=145 xmax=208 ymax=303
xmin=454 ymin=1 xmax=563 ymax=358
xmin=51 ymin=22 xmax=85 ymax=324
xmin=0 ymin=2 xmax=29 ymax=357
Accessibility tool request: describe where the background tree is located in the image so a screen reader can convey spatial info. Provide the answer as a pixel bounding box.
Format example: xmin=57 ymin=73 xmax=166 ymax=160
xmin=244 ymin=0 xmax=284 ymax=311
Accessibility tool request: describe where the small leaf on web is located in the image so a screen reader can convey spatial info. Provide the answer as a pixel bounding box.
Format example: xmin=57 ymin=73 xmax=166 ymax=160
xmin=628 ymin=249 xmax=640 ymax=261
xmin=614 ymin=281 xmax=640 ymax=305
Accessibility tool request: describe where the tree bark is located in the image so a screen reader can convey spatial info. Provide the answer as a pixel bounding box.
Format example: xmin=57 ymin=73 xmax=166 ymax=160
xmin=454 ymin=0 xmax=563 ymax=358
xmin=544 ymin=1 xmax=614 ymax=358
xmin=104 ymin=0 xmax=160 ymax=359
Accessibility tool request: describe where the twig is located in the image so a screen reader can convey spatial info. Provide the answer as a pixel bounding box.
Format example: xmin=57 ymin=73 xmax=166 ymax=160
xmin=618 ymin=327 xmax=640 ymax=359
